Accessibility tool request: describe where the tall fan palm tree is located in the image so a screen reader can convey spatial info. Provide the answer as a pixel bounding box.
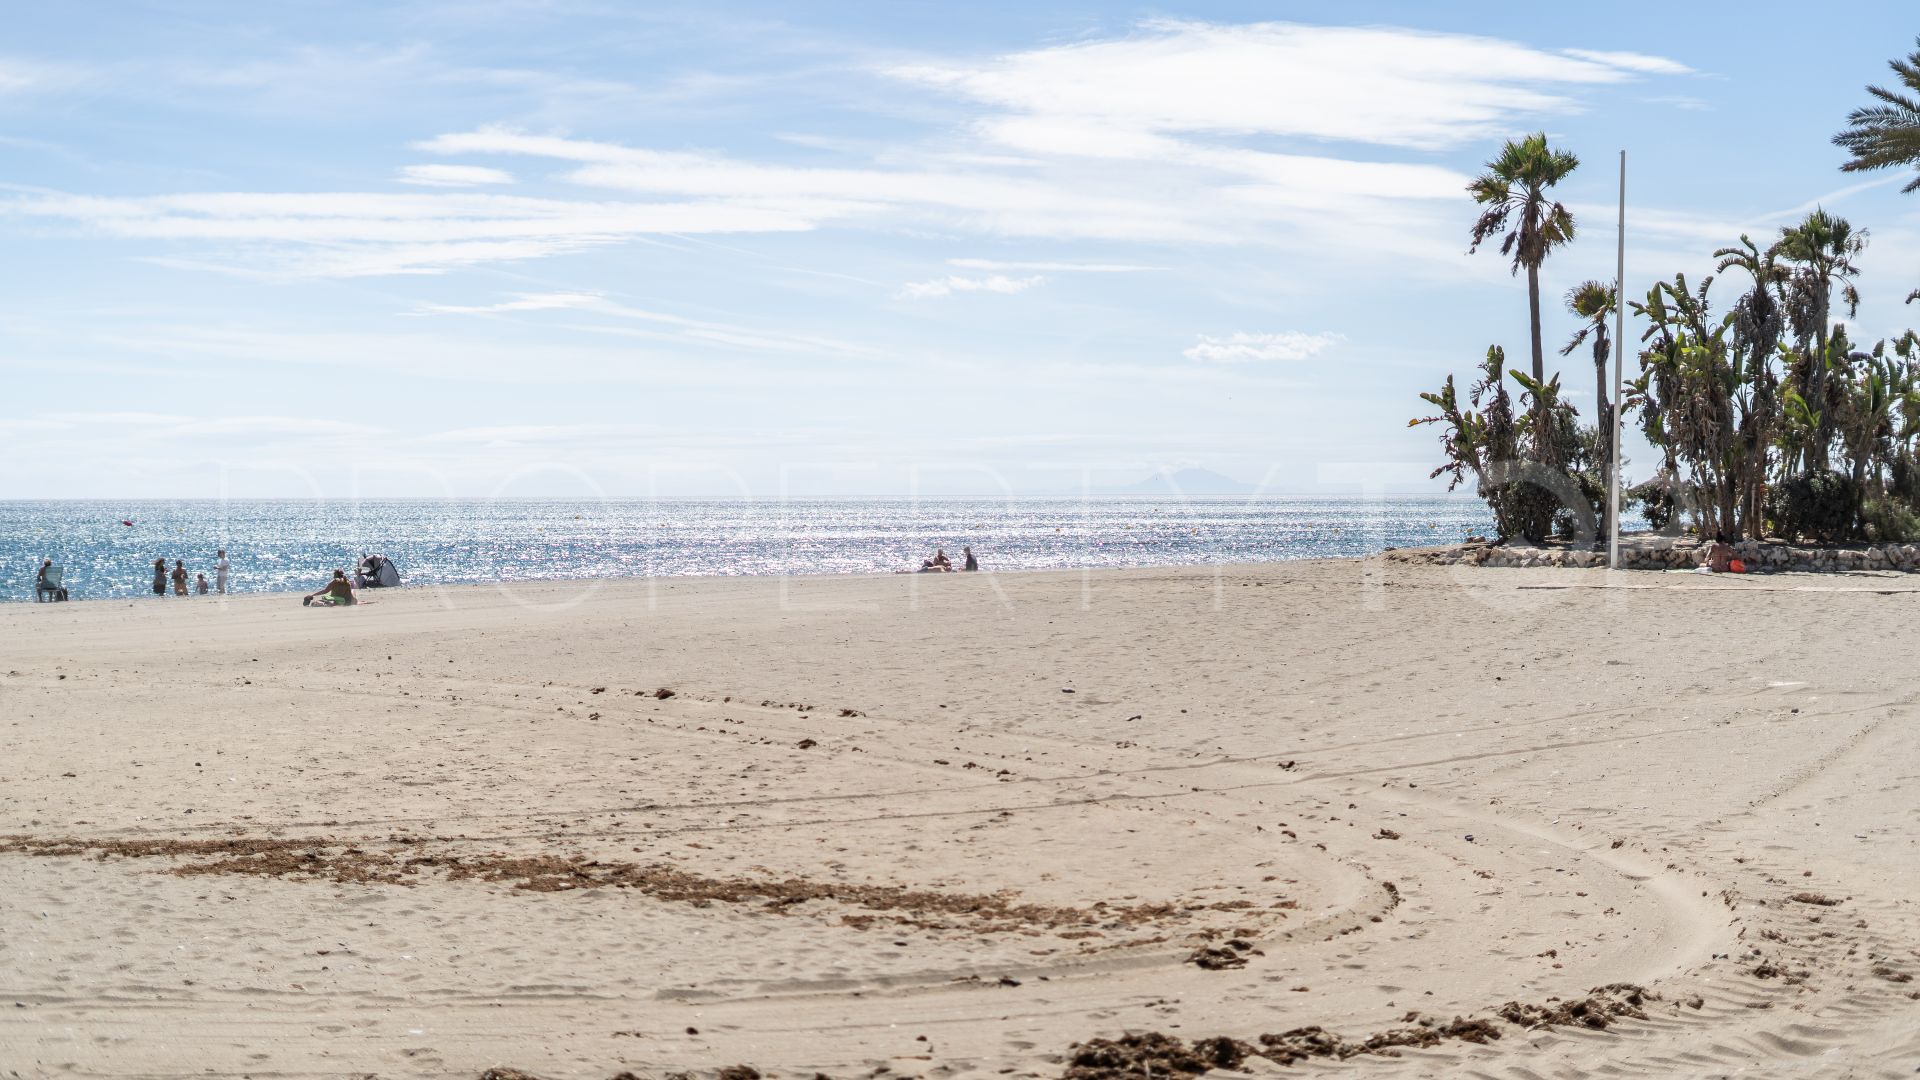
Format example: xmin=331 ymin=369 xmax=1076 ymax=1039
xmin=1834 ymin=38 xmax=1920 ymax=192
xmin=1770 ymin=208 xmax=1867 ymax=471
xmin=1560 ymin=280 xmax=1616 ymax=537
xmin=1560 ymin=281 xmax=1616 ymax=430
xmin=1835 ymin=39 xmax=1920 ymax=306
xmin=1468 ymin=133 xmax=1579 ymax=445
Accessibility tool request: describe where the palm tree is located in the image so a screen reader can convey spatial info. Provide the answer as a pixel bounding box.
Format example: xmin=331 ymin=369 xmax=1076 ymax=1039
xmin=1834 ymin=38 xmax=1920 ymax=192
xmin=1469 ymin=133 xmax=1579 ymax=443
xmin=1835 ymin=41 xmax=1920 ymax=307
xmin=1770 ymin=208 xmax=1867 ymax=471
xmin=1715 ymin=236 xmax=1788 ymax=525
xmin=1560 ymin=280 xmax=1616 ymax=537
xmin=1560 ymin=280 xmax=1616 ymax=430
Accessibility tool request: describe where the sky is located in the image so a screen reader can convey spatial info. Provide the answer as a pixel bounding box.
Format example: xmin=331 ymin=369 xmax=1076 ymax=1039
xmin=6 ymin=1 xmax=1920 ymax=498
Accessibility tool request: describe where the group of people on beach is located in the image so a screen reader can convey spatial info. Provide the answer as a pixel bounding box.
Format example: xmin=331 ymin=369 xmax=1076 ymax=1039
xmin=918 ymin=545 xmax=979 ymax=572
xmin=150 ymin=550 xmax=229 ymax=596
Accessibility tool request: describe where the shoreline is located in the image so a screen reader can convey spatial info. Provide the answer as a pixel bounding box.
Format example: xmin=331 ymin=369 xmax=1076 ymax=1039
xmin=4 ymin=554 xmax=1379 ymax=608
xmin=19 ymin=538 xmax=1920 ymax=609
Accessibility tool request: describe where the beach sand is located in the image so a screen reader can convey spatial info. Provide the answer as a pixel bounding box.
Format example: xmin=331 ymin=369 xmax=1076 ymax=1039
xmin=1 ymin=560 xmax=1916 ymax=1078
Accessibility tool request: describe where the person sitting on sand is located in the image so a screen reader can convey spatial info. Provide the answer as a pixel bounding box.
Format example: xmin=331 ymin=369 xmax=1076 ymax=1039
xmin=303 ymin=569 xmax=357 ymax=607
xmin=921 ymin=548 xmax=952 ymax=572
xmin=962 ymin=546 xmax=978 ymax=572
xmin=1707 ymin=533 xmax=1734 ymax=573
xmin=195 ymin=572 xmax=209 ymax=595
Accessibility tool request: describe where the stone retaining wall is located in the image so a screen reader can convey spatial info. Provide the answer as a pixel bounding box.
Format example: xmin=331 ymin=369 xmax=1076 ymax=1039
xmin=1385 ymin=538 xmax=1920 ymax=572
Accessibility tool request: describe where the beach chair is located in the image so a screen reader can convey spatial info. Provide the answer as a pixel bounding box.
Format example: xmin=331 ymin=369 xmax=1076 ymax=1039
xmin=35 ymin=565 xmax=68 ymax=602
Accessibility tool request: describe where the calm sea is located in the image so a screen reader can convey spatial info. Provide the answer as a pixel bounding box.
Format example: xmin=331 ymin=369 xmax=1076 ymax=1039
xmin=2 ymin=497 xmax=1494 ymax=602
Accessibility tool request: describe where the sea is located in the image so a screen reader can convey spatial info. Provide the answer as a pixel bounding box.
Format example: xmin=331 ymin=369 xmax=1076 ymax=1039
xmin=2 ymin=497 xmax=1496 ymax=602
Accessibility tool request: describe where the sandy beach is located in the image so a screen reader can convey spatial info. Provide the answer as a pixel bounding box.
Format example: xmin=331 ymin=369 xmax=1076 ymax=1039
xmin=2 ymin=560 xmax=1917 ymax=1079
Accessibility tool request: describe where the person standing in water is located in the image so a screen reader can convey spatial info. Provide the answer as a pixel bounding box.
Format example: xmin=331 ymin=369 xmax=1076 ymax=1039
xmin=171 ymin=559 xmax=189 ymax=596
xmin=214 ymin=549 xmax=230 ymax=594
xmin=152 ymin=558 xmax=168 ymax=597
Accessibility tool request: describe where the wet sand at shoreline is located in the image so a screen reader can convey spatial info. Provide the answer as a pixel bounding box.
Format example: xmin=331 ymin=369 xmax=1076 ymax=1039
xmin=1 ymin=560 xmax=1916 ymax=1078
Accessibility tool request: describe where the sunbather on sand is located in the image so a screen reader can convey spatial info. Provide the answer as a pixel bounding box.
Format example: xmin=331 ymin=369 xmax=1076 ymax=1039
xmin=1707 ymin=534 xmax=1734 ymax=573
xmin=303 ymin=570 xmax=357 ymax=607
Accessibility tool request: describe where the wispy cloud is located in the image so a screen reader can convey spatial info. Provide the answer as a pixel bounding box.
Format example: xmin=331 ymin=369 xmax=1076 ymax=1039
xmin=0 ymin=63 xmax=36 ymax=93
xmin=948 ymin=257 xmax=1152 ymax=273
xmin=408 ymin=291 xmax=602 ymax=315
xmin=0 ymin=21 xmax=1686 ymax=278
xmin=897 ymin=274 xmax=1046 ymax=299
xmin=5 ymin=190 xmax=822 ymax=277
xmin=1184 ymin=331 xmax=1343 ymax=363
xmin=1639 ymin=94 xmax=1710 ymax=112
xmin=891 ymin=20 xmax=1686 ymax=151
xmin=40 ymin=411 xmax=192 ymax=426
xmin=406 ymin=290 xmax=882 ymax=357
xmin=397 ymin=163 xmax=516 ymax=187
xmin=1563 ymin=49 xmax=1693 ymax=76
xmin=0 ymin=56 xmax=89 ymax=95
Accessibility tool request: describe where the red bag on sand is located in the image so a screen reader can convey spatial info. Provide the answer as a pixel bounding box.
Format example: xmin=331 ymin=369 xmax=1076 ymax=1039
xmin=1729 ymin=559 xmax=1746 ymax=574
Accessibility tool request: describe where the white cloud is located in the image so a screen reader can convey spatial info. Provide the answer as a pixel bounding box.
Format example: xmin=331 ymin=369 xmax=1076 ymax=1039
xmin=406 ymin=290 xmax=881 ymax=357
xmin=162 ymin=416 xmax=376 ymax=438
xmin=1184 ymin=331 xmax=1343 ymax=364
xmin=1639 ymin=94 xmax=1710 ymax=112
xmin=89 ymin=322 xmax=873 ymax=387
xmin=425 ymin=128 xmax=1462 ymax=251
xmin=0 ymin=22 xmax=1686 ymax=277
xmin=4 ymin=190 xmax=823 ymax=277
xmin=897 ymin=274 xmax=1046 ymax=299
xmin=40 ymin=411 xmax=192 ymax=426
xmin=1563 ymin=49 xmax=1694 ymax=76
xmin=948 ymin=258 xmax=1151 ymax=273
xmin=0 ymin=57 xmax=87 ymax=95
xmin=890 ymin=20 xmax=1685 ymax=151
xmin=397 ymin=163 xmax=516 ymax=187
xmin=409 ymin=292 xmax=602 ymax=315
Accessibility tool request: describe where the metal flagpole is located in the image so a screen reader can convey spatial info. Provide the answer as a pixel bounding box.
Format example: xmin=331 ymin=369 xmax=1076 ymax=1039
xmin=1608 ymin=150 xmax=1626 ymax=569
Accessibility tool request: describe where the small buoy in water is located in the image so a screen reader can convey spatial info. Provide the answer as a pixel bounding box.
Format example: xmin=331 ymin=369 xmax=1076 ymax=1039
xmin=121 ymin=520 xmax=134 ymax=527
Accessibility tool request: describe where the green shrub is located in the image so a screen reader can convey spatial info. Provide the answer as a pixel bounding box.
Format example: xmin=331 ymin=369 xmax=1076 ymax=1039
xmin=1626 ymin=478 xmax=1675 ymax=531
xmin=1770 ymin=470 xmax=1861 ymax=544
xmin=1890 ymin=451 xmax=1920 ymax=506
xmin=1862 ymin=497 xmax=1920 ymax=543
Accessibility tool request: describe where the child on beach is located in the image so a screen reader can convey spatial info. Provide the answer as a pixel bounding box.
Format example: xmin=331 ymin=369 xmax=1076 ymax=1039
xmin=196 ymin=572 xmax=209 ymax=595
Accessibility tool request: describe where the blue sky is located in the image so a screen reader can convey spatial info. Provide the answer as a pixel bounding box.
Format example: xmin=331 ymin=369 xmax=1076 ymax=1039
xmin=6 ymin=2 xmax=1920 ymax=497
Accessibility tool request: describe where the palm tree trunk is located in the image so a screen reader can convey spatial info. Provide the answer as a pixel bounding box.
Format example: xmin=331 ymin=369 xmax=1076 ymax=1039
xmin=1595 ymin=354 xmax=1611 ymax=541
xmin=1811 ymin=296 xmax=1830 ymax=472
xmin=1527 ymin=262 xmax=1547 ymax=450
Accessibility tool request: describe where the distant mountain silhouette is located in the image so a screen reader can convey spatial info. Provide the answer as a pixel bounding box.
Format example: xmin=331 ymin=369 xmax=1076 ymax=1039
xmin=1103 ymin=468 xmax=1256 ymax=495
